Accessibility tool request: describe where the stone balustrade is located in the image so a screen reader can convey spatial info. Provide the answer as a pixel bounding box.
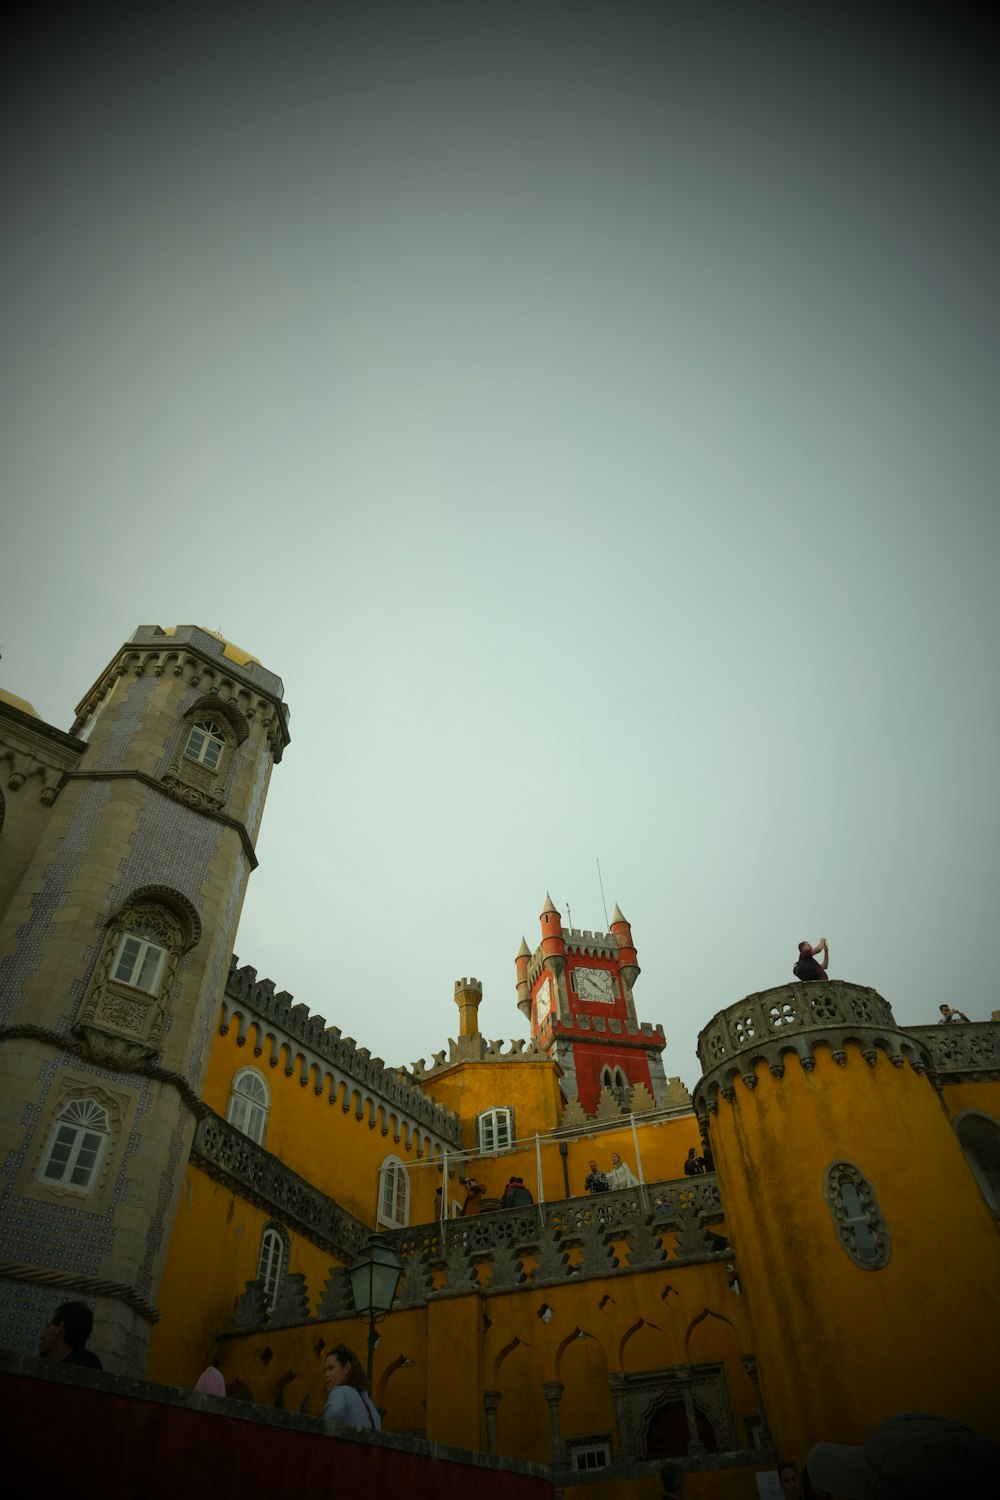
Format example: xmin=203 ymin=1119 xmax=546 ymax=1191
xmin=192 ymin=1112 xmax=371 ymax=1264
xmin=903 ymin=1021 xmax=1000 ymax=1081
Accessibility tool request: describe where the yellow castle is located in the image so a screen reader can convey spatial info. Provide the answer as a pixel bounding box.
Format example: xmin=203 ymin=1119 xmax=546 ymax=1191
xmin=1 ymin=627 xmax=997 ymax=1499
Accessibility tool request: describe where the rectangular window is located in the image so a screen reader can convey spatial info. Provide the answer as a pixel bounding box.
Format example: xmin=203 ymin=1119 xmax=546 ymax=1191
xmin=112 ymin=935 xmax=166 ymax=994
xmin=571 ymin=1444 xmax=611 ymax=1472
xmin=478 ymin=1108 xmax=513 ymax=1153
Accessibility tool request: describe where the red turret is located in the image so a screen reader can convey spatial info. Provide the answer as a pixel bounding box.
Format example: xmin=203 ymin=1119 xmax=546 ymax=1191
xmin=539 ymin=893 xmax=566 ymax=978
xmin=610 ymin=902 xmax=640 ymax=992
xmin=515 ymin=936 xmax=532 ymax=1021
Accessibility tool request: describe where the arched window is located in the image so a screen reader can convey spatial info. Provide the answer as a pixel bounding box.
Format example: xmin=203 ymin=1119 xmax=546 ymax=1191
xmin=955 ymin=1111 xmax=1000 ymax=1214
xmin=227 ymin=1068 xmax=270 ymax=1144
xmin=477 ymin=1107 xmax=514 ymax=1154
xmin=257 ymin=1223 xmax=288 ymax=1311
xmin=184 ymin=719 xmax=226 ymax=771
xmin=825 ymin=1161 xmax=890 ymax=1268
xmin=39 ymin=1098 xmax=110 ymax=1194
xmin=378 ymin=1156 xmax=410 ymax=1228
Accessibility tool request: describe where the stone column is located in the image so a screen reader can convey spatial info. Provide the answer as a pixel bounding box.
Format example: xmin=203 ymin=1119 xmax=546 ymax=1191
xmin=542 ymin=1381 xmax=565 ymax=1464
xmin=675 ymin=1364 xmax=706 ymax=1457
xmin=483 ymin=1389 xmax=501 ymax=1455
xmin=741 ymin=1354 xmax=773 ymax=1448
xmin=607 ymin=1372 xmax=633 ymax=1457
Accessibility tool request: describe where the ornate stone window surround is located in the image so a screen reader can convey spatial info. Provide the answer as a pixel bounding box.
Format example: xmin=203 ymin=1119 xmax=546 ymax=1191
xmin=824 ymin=1160 xmax=890 ymax=1269
xmin=162 ymin=694 xmax=250 ymax=811
xmin=377 ymin=1155 xmax=411 ymax=1229
xmin=20 ymin=1072 xmax=135 ymax=1213
xmin=73 ymin=885 xmax=202 ymax=1067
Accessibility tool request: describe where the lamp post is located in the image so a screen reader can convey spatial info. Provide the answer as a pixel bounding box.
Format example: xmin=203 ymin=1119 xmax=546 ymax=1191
xmin=348 ymin=1232 xmax=403 ymax=1391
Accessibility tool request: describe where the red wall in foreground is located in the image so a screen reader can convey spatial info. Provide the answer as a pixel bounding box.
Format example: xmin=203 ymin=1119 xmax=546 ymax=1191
xmin=0 ymin=1369 xmax=555 ymax=1500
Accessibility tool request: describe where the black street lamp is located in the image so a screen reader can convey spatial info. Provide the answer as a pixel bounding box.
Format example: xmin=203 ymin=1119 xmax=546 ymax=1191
xmin=348 ymin=1232 xmax=404 ymax=1390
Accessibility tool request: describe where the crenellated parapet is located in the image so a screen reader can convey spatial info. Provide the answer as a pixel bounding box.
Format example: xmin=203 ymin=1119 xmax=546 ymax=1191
xmin=71 ymin=625 xmax=290 ymax=761
xmin=409 ymin=1033 xmax=550 ymax=1079
xmin=222 ymin=957 xmax=463 ymax=1152
xmin=526 ymin=925 xmax=620 ymax=987
xmin=694 ymin=982 xmax=930 ymax=1117
xmin=548 ymin=1013 xmax=664 ymax=1042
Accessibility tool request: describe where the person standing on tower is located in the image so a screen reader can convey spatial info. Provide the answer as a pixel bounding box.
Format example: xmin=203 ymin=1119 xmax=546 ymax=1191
xmin=794 ymin=938 xmax=830 ymax=982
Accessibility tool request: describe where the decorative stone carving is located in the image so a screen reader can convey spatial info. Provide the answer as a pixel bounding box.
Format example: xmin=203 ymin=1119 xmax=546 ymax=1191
xmin=271 ymin=1272 xmax=311 ymax=1325
xmin=232 ymin=1279 xmax=270 ymax=1328
xmin=824 ymin=1160 xmax=890 ymax=1270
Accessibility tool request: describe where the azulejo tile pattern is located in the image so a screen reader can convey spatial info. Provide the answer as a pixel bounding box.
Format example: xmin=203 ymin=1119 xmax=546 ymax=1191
xmin=0 ymin=780 xmax=111 ymax=1025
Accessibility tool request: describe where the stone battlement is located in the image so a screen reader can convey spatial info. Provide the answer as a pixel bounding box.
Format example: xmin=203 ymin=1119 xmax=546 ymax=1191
xmin=549 ymin=1014 xmax=664 ymax=1041
xmin=223 ymin=957 xmax=463 ymax=1151
xmin=410 ymin=1034 xmax=551 ymax=1078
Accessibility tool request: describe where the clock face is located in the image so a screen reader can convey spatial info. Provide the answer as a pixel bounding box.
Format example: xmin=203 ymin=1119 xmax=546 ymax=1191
xmin=575 ymin=967 xmax=615 ymax=1004
xmin=534 ymin=977 xmax=553 ymax=1024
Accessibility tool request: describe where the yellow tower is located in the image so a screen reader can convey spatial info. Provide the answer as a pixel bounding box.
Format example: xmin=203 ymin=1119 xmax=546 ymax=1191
xmin=693 ymin=981 xmax=1000 ymax=1460
xmin=0 ymin=626 xmax=289 ymax=1372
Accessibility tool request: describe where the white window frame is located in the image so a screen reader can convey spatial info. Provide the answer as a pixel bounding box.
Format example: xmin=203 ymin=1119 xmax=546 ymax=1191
xmin=258 ymin=1224 xmax=287 ymax=1311
xmin=226 ymin=1068 xmax=270 ymax=1145
xmin=111 ymin=932 xmax=167 ymax=994
xmin=183 ymin=719 xmax=226 ymax=771
xmin=39 ymin=1098 xmax=110 ymax=1194
xmin=477 ymin=1107 xmax=514 ymax=1154
xmin=570 ymin=1441 xmax=612 ymax=1472
xmin=377 ymin=1155 xmax=411 ymax=1228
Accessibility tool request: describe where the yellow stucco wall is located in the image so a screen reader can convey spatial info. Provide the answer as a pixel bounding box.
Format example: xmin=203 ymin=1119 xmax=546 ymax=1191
xmin=148 ymin=1161 xmax=339 ymax=1386
xmin=201 ymin=1022 xmax=443 ymax=1225
xmin=708 ymin=1043 xmax=1000 ymax=1465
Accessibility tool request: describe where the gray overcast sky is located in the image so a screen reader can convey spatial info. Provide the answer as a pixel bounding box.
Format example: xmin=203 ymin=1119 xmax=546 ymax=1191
xmin=3 ymin=3 xmax=998 ymax=1086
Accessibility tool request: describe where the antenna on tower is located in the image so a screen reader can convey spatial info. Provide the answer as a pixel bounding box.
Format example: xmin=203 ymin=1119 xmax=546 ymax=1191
xmin=596 ymin=858 xmax=609 ymax=929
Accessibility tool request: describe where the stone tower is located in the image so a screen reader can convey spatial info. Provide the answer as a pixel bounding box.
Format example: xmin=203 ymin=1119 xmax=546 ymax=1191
xmin=692 ymin=981 xmax=1000 ymax=1459
xmin=0 ymin=626 xmax=289 ymax=1373
xmin=516 ymin=895 xmax=667 ymax=1113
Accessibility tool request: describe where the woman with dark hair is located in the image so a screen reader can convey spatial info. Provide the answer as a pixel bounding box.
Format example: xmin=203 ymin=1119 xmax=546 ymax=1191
xmin=323 ymin=1343 xmax=381 ymax=1430
xmin=778 ymin=1460 xmax=803 ymax=1498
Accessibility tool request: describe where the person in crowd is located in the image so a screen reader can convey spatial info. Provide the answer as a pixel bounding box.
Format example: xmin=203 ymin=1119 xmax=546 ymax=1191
xmin=501 ymin=1175 xmax=534 ymax=1207
xmin=323 ymin=1343 xmax=381 ymax=1430
xmin=584 ymin=1159 xmax=609 ymax=1193
xmin=807 ymin=1410 xmax=1000 ymax=1498
xmin=938 ymin=1003 xmax=971 ymax=1023
xmin=607 ymin=1152 xmax=638 ymax=1189
xmin=194 ymin=1366 xmax=226 ymax=1396
xmin=778 ymin=1460 xmax=803 ymax=1497
xmin=683 ymin=1147 xmax=703 ymax=1177
xmin=461 ymin=1176 xmax=485 ymax=1215
xmin=794 ymin=938 xmax=829 ymax=981
xmin=38 ymin=1301 xmax=102 ymax=1369
xmin=660 ymin=1460 xmax=684 ymax=1498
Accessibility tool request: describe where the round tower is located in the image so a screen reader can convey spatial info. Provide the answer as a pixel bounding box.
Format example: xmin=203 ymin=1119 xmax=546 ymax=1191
xmin=693 ymin=981 xmax=1000 ymax=1458
xmin=0 ymin=626 xmax=289 ymax=1373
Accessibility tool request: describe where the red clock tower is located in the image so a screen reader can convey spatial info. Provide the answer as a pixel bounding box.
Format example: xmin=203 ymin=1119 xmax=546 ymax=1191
xmin=515 ymin=895 xmax=668 ymax=1115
